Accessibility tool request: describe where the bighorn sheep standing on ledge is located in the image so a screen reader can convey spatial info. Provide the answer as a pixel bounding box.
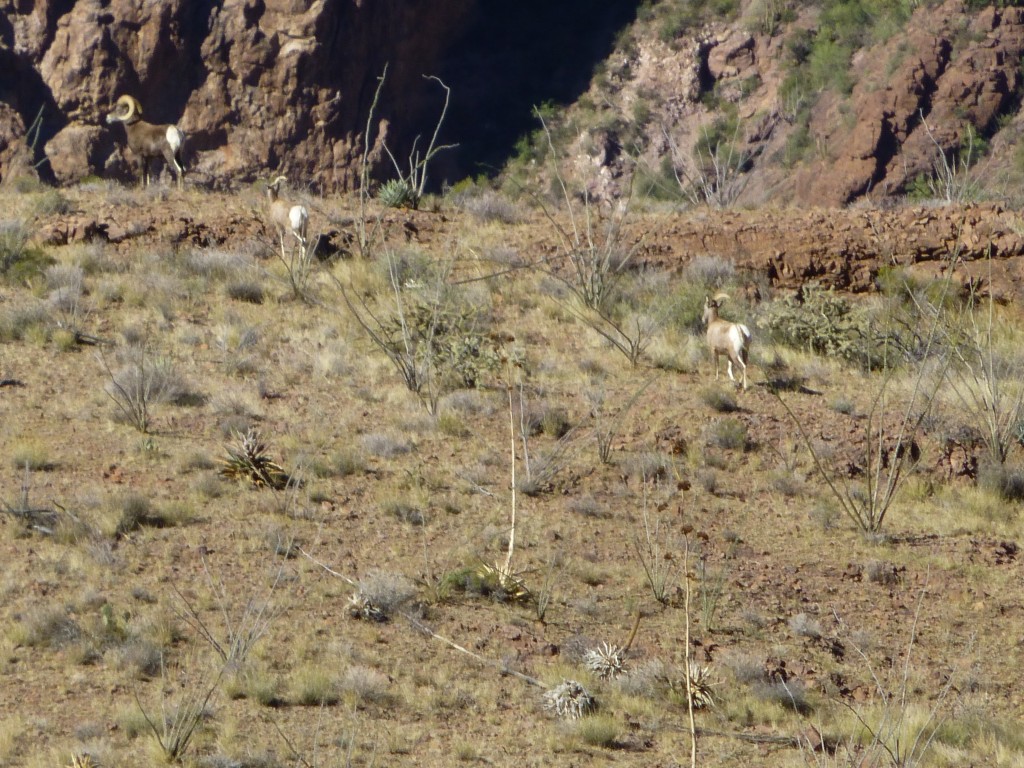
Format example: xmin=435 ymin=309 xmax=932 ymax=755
xmin=105 ymin=95 xmax=185 ymax=188
xmin=266 ymin=175 xmax=309 ymax=254
xmin=703 ymin=293 xmax=752 ymax=390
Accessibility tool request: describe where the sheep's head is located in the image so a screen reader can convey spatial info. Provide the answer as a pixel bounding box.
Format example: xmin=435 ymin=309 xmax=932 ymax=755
xmin=266 ymin=175 xmax=288 ymax=201
xmin=106 ymin=95 xmax=143 ymax=125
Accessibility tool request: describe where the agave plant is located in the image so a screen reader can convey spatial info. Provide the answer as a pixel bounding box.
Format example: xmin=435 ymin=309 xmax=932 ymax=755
xmin=543 ymin=679 xmax=596 ymax=720
xmin=378 ymin=177 xmax=419 ymax=209
xmin=584 ymin=641 xmax=626 ymax=679
xmin=347 ymin=592 xmax=389 ymax=623
xmin=680 ymin=658 xmax=715 ymax=710
xmin=218 ymin=428 xmax=289 ymax=490
xmin=475 ymin=561 xmax=531 ymax=603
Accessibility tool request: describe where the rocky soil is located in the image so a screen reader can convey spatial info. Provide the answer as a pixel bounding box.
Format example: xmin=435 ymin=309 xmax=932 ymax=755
xmin=2 ymin=186 xmax=1024 ymax=766
xmin=29 ymin=187 xmax=1024 ymax=300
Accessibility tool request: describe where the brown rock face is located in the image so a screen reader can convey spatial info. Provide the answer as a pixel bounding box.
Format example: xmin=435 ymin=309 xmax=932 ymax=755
xmin=2 ymin=0 xmax=1023 ymax=203
xmin=3 ymin=0 xmax=476 ymax=189
xmin=798 ymin=1 xmax=1024 ymax=206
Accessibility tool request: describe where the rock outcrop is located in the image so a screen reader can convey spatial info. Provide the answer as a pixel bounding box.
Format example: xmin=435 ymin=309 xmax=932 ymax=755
xmin=2 ymin=0 xmax=1023 ymax=204
xmin=2 ymin=0 xmax=476 ymax=189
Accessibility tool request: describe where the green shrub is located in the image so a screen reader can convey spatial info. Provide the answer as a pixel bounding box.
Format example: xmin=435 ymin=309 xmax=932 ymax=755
xmin=0 ymin=221 xmax=54 ymax=285
xmin=759 ymin=284 xmax=891 ymax=368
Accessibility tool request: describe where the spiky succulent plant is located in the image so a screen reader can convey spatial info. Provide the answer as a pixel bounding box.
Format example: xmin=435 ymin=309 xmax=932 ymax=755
xmin=219 ymin=428 xmax=289 ymax=489
xmin=347 ymin=592 xmax=388 ymax=623
xmin=476 ymin=561 xmax=531 ymax=603
xmin=378 ymin=178 xmax=419 ymax=209
xmin=543 ymin=679 xmax=596 ymax=720
xmin=584 ymin=641 xmax=626 ymax=679
xmin=683 ymin=659 xmax=715 ymax=710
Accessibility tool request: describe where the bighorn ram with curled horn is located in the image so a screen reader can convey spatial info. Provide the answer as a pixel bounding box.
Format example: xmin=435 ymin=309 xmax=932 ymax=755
xmin=105 ymin=95 xmax=185 ymax=188
xmin=265 ymin=175 xmax=309 ymax=254
xmin=703 ymin=293 xmax=752 ymax=390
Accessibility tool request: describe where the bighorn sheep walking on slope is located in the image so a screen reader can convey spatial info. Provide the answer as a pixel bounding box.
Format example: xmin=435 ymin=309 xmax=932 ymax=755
xmin=703 ymin=293 xmax=752 ymax=390
xmin=266 ymin=175 xmax=309 ymax=254
xmin=105 ymin=95 xmax=185 ymax=188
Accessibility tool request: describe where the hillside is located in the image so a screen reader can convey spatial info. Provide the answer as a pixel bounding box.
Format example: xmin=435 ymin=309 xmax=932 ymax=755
xmin=2 ymin=182 xmax=1024 ymax=766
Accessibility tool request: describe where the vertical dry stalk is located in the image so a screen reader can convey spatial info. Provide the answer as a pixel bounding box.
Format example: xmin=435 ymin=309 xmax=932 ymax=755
xmin=503 ymin=364 xmax=517 ymax=578
xmin=684 ymin=538 xmax=697 ymax=768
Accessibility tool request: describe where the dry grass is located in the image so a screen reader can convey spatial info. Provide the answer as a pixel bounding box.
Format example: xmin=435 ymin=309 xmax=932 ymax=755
xmin=1 ymin=184 xmax=1024 ymax=767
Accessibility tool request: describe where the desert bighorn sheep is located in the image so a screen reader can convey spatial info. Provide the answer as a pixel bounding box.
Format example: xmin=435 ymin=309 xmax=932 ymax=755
xmin=105 ymin=95 xmax=185 ymax=188
xmin=265 ymin=175 xmax=309 ymax=253
xmin=703 ymin=293 xmax=752 ymax=390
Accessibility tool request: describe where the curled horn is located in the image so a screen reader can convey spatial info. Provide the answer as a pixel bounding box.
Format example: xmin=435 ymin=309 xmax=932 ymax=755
xmin=270 ymin=175 xmax=288 ymax=187
xmin=115 ymin=95 xmax=142 ymax=120
xmin=712 ymin=292 xmax=731 ymax=303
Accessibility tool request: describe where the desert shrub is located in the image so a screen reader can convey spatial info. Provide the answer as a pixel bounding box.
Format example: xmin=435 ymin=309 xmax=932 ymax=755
xmin=31 ymin=188 xmax=72 ymax=216
xmin=658 ymin=0 xmax=740 ymax=41
xmin=225 ymin=279 xmax=264 ymax=304
xmin=685 ymin=255 xmax=736 ymax=291
xmin=114 ymin=639 xmax=163 ymax=679
xmin=292 ymin=666 xmax=340 ymax=706
xmin=574 ymin=714 xmax=620 ymax=747
xmin=352 ymin=570 xmax=416 ymax=619
xmin=0 ymin=221 xmax=55 ymax=285
xmin=101 ymin=348 xmax=194 ymax=432
xmin=700 ymin=385 xmax=739 ymax=413
xmin=9 ymin=441 xmax=53 ymax=471
xmin=0 ymin=303 xmax=49 ymax=341
xmin=760 ymin=284 xmax=897 ymax=368
xmin=788 ymin=612 xmax=823 ymax=639
xmin=114 ymin=493 xmax=175 ymax=536
xmin=340 ymin=665 xmax=393 ymax=706
xmin=706 ymin=417 xmax=749 ymax=451
xmin=459 ymin=189 xmax=521 ymax=224
xmin=10 ymin=606 xmax=82 ymax=648
xmin=978 ymin=462 xmax=1024 ymax=502
xmin=382 ymin=498 xmax=425 ymax=526
xmin=360 ymin=432 xmax=412 ymax=458
xmin=566 ymin=495 xmax=609 ymax=518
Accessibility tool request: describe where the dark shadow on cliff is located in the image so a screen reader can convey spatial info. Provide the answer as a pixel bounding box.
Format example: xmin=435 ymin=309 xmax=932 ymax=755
xmin=438 ymin=1 xmax=642 ymax=182
xmin=0 ymin=50 xmax=65 ymax=185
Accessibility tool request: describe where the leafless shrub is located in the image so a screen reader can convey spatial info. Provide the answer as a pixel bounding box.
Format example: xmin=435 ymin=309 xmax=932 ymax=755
xmin=460 ymin=189 xmax=521 ymax=224
xmin=360 ymin=432 xmax=412 ymax=458
xmin=915 ymin=112 xmax=981 ymax=204
xmin=99 ymin=345 xmax=191 ymax=433
xmin=632 ymin=481 xmax=678 ymax=604
xmin=664 ymin=120 xmax=752 ymax=208
xmin=686 ymin=255 xmax=736 ymax=290
xmin=172 ymin=553 xmax=286 ymax=667
xmin=340 ymin=665 xmax=393 ymax=705
xmin=788 ymin=612 xmax=823 ymax=639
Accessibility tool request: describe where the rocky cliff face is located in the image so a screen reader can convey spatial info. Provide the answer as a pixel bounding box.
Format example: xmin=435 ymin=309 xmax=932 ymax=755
xmin=566 ymin=0 xmax=1024 ymax=207
xmin=1 ymin=0 xmax=1023 ymax=204
xmin=0 ymin=0 xmax=632 ymax=192
xmin=1 ymin=0 xmax=478 ymax=189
